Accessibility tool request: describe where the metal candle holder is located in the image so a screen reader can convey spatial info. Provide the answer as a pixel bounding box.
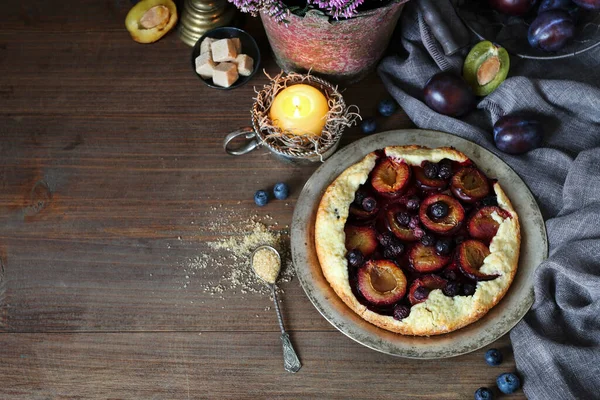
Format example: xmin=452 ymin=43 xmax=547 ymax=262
xmin=178 ymin=0 xmax=237 ymax=47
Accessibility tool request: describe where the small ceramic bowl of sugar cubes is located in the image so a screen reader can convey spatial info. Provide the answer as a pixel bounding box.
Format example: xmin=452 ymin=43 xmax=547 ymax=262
xmin=192 ymin=27 xmax=261 ymax=90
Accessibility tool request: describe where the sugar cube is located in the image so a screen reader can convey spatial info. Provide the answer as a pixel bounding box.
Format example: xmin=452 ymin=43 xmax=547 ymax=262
xmin=195 ymin=52 xmax=216 ymax=79
xmin=211 ymin=39 xmax=238 ymax=62
xmin=235 ymin=54 xmax=254 ymax=77
xmin=231 ymin=37 xmax=242 ymax=54
xmin=213 ymin=63 xmax=239 ymax=88
xmin=200 ymin=37 xmax=215 ymax=54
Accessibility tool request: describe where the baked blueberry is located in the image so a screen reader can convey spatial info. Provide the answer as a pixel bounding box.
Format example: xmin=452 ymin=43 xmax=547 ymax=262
xmin=481 ymin=195 xmax=498 ymax=207
xmin=362 ymin=197 xmax=377 ymax=212
xmin=273 ymin=182 xmax=289 ymax=200
xmin=421 ymin=234 xmax=435 ymax=247
xmin=406 ymin=196 xmax=420 ymax=211
xmin=383 ymin=242 xmax=405 ymax=259
xmin=429 ymin=201 xmax=449 ymax=219
xmin=485 ymin=348 xmax=503 ymax=366
xmin=463 ymin=282 xmax=476 ymax=296
xmin=254 ymin=190 xmax=269 ymax=207
xmin=378 ymin=232 xmax=396 ymax=248
xmin=346 ymin=249 xmax=365 ymax=269
xmin=474 ymin=387 xmax=494 ymax=400
xmin=496 ymin=372 xmax=520 ymax=394
xmin=378 ymin=99 xmax=398 ymax=117
xmin=442 ymin=281 xmax=461 ymax=297
xmin=361 ymin=117 xmax=377 ymax=134
xmin=393 ymin=304 xmax=411 ymax=321
xmin=435 ymin=238 xmax=453 ymax=256
xmin=438 ymin=159 xmax=453 ymax=179
xmin=396 ymin=211 xmax=411 ymax=227
xmin=423 ymin=161 xmax=439 ymax=179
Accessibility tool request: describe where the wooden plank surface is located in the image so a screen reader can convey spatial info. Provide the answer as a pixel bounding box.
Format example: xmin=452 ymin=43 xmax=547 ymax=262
xmin=0 ymin=1 xmax=525 ymax=398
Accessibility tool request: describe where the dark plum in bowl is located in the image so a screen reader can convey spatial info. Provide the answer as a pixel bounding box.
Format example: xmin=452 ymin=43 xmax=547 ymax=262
xmin=423 ymin=72 xmax=475 ymax=117
xmin=572 ymin=0 xmax=600 ymax=9
xmin=494 ymin=113 xmax=544 ymax=154
xmin=538 ymin=0 xmax=580 ymax=15
xmin=528 ymin=10 xmax=576 ymax=51
xmin=489 ymin=0 xmax=538 ymax=15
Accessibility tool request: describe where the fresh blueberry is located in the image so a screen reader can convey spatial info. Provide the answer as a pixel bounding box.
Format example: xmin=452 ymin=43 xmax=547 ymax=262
xmin=496 ymin=372 xmax=521 ymax=394
xmin=395 ymin=212 xmax=411 ymax=227
xmin=361 ymin=117 xmax=377 ymax=134
xmin=442 ymin=281 xmax=461 ymax=297
xmin=378 ymin=99 xmax=398 ymax=117
xmin=393 ymin=304 xmax=410 ymax=321
xmin=429 ymin=201 xmax=449 ymax=219
xmin=423 ymin=161 xmax=439 ymax=179
xmin=474 ymin=387 xmax=494 ymax=400
xmin=273 ymin=182 xmax=289 ymax=200
xmin=435 ymin=238 xmax=453 ymax=256
xmin=254 ymin=190 xmax=269 ymax=207
xmin=485 ymin=348 xmax=503 ymax=366
xmin=346 ymin=249 xmax=365 ymax=269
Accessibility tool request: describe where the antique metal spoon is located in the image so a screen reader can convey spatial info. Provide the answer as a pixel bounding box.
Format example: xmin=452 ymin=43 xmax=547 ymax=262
xmin=251 ymin=245 xmax=302 ymax=373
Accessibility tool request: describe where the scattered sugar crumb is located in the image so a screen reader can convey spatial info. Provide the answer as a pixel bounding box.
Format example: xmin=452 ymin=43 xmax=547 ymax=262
xmin=180 ymin=205 xmax=295 ymax=298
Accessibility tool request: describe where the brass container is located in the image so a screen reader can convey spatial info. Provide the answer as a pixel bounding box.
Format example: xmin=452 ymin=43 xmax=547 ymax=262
xmin=178 ymin=0 xmax=237 ymax=46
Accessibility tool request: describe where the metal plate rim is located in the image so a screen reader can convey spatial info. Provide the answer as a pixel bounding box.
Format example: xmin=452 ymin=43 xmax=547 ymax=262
xmin=291 ymin=129 xmax=548 ymax=359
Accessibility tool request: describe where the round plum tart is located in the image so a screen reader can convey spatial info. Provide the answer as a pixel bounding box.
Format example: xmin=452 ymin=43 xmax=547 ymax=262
xmin=314 ymin=146 xmax=520 ymax=336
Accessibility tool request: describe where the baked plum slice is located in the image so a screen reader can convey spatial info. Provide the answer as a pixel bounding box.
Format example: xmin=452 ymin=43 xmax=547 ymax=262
xmin=457 ymin=240 xmax=499 ymax=281
xmin=419 ymin=194 xmax=465 ymax=235
xmin=357 ymin=260 xmax=408 ymax=306
xmin=468 ymin=206 xmax=511 ymax=241
xmin=385 ymin=206 xmax=419 ymax=242
xmin=414 ymin=166 xmax=448 ymax=190
xmin=345 ymin=225 xmax=378 ymax=257
xmin=408 ymin=275 xmax=448 ymax=305
xmin=451 ymin=167 xmax=490 ymax=203
xmin=409 ymin=243 xmax=450 ymax=273
xmin=371 ymin=158 xmax=411 ymax=196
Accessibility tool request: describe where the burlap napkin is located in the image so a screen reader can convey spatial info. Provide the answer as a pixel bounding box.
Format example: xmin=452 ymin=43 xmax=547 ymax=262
xmin=378 ymin=1 xmax=600 ymax=398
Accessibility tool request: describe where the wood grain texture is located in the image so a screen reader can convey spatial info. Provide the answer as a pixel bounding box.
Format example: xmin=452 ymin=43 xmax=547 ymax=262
xmin=0 ymin=0 xmax=525 ymax=398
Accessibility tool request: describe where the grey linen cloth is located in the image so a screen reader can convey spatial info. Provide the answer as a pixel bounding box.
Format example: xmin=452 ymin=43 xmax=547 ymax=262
xmin=378 ymin=1 xmax=600 ymax=398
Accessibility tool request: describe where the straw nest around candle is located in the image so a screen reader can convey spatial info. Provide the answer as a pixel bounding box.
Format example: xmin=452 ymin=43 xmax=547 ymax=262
xmin=252 ymin=71 xmax=360 ymax=162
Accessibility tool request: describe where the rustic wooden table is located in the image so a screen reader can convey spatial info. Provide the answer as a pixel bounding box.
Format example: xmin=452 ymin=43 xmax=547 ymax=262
xmin=0 ymin=1 xmax=525 ymax=398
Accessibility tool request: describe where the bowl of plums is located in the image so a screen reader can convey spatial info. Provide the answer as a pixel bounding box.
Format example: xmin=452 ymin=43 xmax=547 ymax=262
xmin=455 ymin=0 xmax=600 ymax=59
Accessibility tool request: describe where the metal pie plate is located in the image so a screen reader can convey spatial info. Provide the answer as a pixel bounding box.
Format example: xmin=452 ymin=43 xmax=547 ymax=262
xmin=290 ymin=129 xmax=548 ymax=359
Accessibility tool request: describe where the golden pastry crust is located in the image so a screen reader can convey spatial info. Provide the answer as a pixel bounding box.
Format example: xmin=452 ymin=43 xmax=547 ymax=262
xmin=315 ymin=146 xmax=521 ymax=336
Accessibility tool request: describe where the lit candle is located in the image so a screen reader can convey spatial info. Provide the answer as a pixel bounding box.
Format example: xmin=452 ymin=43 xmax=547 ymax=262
xmin=269 ymin=84 xmax=330 ymax=137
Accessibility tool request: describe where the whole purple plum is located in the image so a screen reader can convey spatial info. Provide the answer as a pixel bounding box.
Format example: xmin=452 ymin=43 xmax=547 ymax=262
xmin=493 ymin=113 xmax=544 ymax=154
xmin=528 ymin=10 xmax=575 ymax=51
xmin=423 ymin=72 xmax=475 ymax=117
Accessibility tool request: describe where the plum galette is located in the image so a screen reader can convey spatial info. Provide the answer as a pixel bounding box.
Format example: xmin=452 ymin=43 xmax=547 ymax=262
xmin=315 ymin=146 xmax=520 ymax=336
